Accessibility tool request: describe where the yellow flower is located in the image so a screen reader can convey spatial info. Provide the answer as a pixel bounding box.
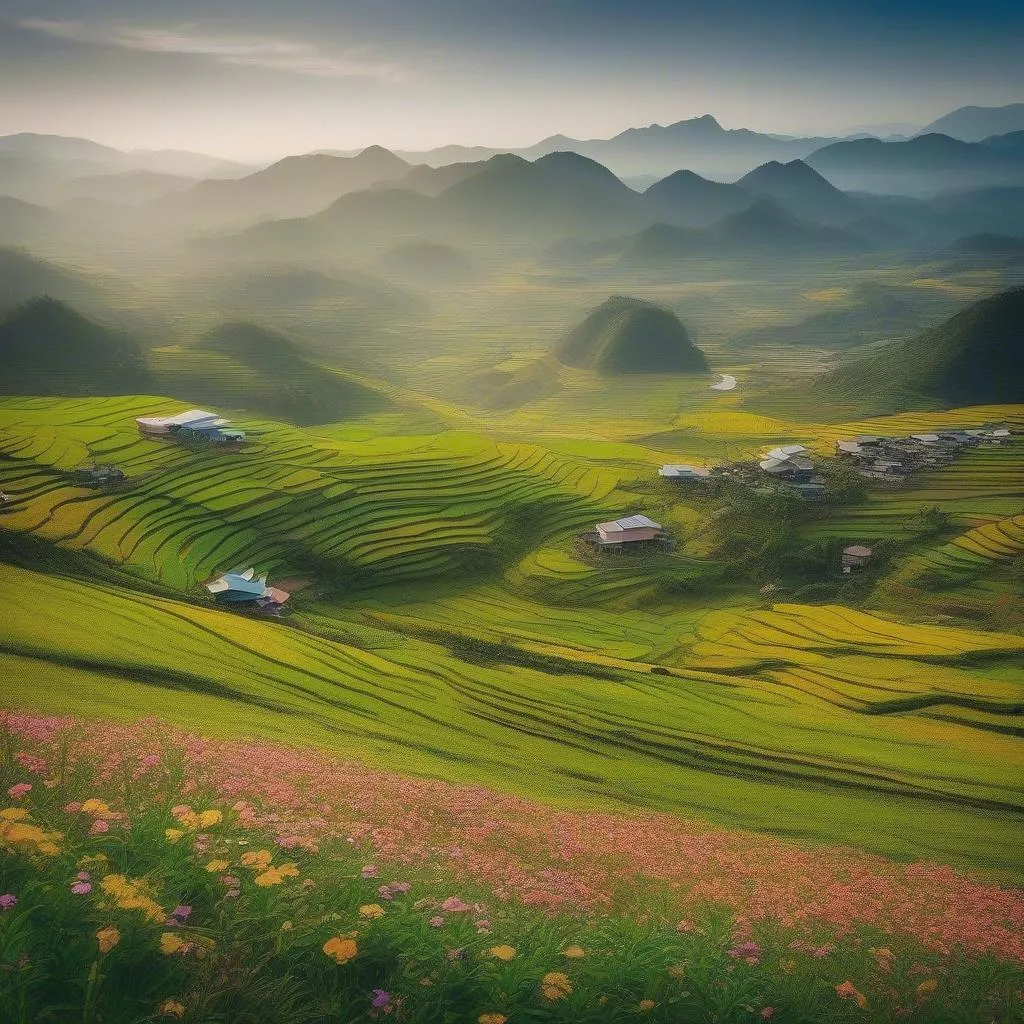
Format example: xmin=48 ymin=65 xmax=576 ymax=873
xmin=280 ymin=921 xmax=293 ymax=931
xmin=165 ymin=828 xmax=185 ymax=843
xmin=541 ymin=972 xmax=573 ymax=1001
xmin=160 ymin=932 xmax=185 ymax=956
xmin=638 ymin=1000 xmax=656 ymax=1012
xmin=323 ymin=936 xmax=358 ymax=965
xmin=36 ymin=840 xmax=61 ymax=856
xmin=254 ymin=868 xmax=286 ymax=887
xmin=277 ymin=862 xmax=299 ymax=878
xmin=159 ymin=1000 xmax=185 ymax=1018
xmin=205 ymin=859 xmax=230 ymax=873
xmin=479 ymin=1015 xmax=508 ymax=1024
xmin=197 ymin=809 xmax=223 ymax=828
xmin=562 ymin=945 xmax=586 ymax=959
xmin=359 ymin=903 xmax=386 ymax=919
xmin=81 ymin=799 xmax=111 ymax=816
xmin=240 ymin=849 xmax=273 ymax=870
xmin=916 ymin=979 xmax=938 ymax=1000
xmin=96 ymin=926 xmax=120 ymax=954
xmin=100 ymin=874 xmax=164 ymax=922
xmin=0 ymin=807 xmax=29 ymax=821
xmin=487 ymin=945 xmax=517 ymax=961
xmin=0 ymin=820 xmax=63 ymax=854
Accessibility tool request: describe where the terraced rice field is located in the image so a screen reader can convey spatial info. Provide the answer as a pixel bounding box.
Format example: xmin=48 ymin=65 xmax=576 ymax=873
xmin=5 ymin=561 xmax=1024 ymax=880
xmin=0 ymin=396 xmax=618 ymax=590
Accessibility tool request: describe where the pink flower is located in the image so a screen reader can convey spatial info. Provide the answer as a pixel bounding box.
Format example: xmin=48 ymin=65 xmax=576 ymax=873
xmin=225 ymin=888 xmax=241 ymax=899
xmin=139 ymin=754 xmax=160 ymax=768
xmin=428 ymin=916 xmax=444 ymax=928
xmin=14 ymin=752 xmax=47 ymax=774
xmin=378 ymin=885 xmax=394 ymax=900
xmin=762 ymin=1009 xmax=775 ymax=1019
xmin=64 ymin=801 xmax=82 ymax=814
xmin=71 ymin=882 xmax=92 ymax=895
xmin=361 ymin=865 xmax=379 ymax=879
xmin=475 ymin=919 xmax=492 ymax=934
xmin=77 ymin=872 xmax=91 ymax=882
xmin=440 ymin=896 xmax=470 ymax=913
xmin=7 ymin=783 xmax=31 ymax=800
xmin=0 ymin=894 xmax=17 ymax=910
xmin=172 ymin=905 xmax=192 ymax=921
xmin=89 ymin=819 xmax=110 ymax=836
xmin=388 ymin=881 xmax=411 ymax=894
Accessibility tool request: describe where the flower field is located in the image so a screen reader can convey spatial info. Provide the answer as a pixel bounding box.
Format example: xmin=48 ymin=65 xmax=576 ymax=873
xmin=2 ymin=711 xmax=1022 ymax=1023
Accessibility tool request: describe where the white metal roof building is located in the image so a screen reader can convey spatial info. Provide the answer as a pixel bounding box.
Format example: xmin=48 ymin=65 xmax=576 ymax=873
xmin=659 ymin=464 xmax=710 ymax=480
xmin=137 ymin=409 xmax=226 ymax=435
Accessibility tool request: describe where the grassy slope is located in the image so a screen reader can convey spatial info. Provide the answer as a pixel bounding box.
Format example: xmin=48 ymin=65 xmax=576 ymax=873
xmin=4 ymin=560 xmax=1023 ymax=878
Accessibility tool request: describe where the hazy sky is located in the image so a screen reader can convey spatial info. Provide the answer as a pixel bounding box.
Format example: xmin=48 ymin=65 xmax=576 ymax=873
xmin=1 ymin=0 xmax=1022 ymax=160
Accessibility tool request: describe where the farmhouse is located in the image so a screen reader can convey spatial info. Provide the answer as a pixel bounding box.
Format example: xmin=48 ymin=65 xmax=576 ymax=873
xmin=137 ymin=408 xmax=245 ymax=444
xmin=205 ymin=568 xmax=290 ymax=612
xmin=659 ymin=464 xmax=710 ymax=482
xmin=759 ymin=454 xmax=814 ymax=482
xmin=593 ymin=514 xmax=663 ymax=549
xmin=842 ymin=545 xmax=873 ymax=572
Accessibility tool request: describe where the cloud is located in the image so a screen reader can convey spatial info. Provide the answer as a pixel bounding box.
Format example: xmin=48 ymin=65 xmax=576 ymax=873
xmin=17 ymin=18 xmax=407 ymax=82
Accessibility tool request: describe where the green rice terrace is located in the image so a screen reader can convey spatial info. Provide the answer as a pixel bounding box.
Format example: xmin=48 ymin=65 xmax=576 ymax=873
xmin=2 ymin=390 xmax=1023 ymax=887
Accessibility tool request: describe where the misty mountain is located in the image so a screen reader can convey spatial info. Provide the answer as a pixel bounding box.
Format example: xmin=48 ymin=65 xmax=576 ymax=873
xmin=805 ymin=133 xmax=1024 ymax=196
xmin=949 ymin=233 xmax=1024 ymax=255
xmin=378 ymin=241 xmax=478 ymax=285
xmin=373 ymin=160 xmax=488 ymax=197
xmin=735 ymin=159 xmax=863 ymax=227
xmin=921 ymin=104 xmax=1024 ymax=142
xmin=0 ymin=248 xmax=109 ymax=309
xmin=0 ymin=296 xmax=148 ymax=394
xmin=149 ymin=146 xmax=411 ymax=229
xmin=394 ymin=115 xmax=841 ymax=180
xmin=57 ymin=170 xmax=198 ymax=206
xmin=642 ymin=170 xmax=750 ymax=227
xmin=0 ymin=196 xmax=64 ymax=247
xmin=0 ymin=133 xmax=125 ymax=163
xmin=929 ymin=187 xmax=1024 ymax=237
xmin=712 ymin=199 xmax=868 ymax=253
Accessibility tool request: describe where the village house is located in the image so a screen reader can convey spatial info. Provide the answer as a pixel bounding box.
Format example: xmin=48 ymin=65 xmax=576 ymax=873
xmin=842 ymin=545 xmax=873 ymax=572
xmin=205 ymin=568 xmax=290 ymax=613
xmin=759 ymin=454 xmax=814 ymax=482
xmin=589 ymin=514 xmax=665 ymax=552
xmin=137 ymin=409 xmax=245 ymax=444
xmin=659 ymin=464 xmax=710 ymax=483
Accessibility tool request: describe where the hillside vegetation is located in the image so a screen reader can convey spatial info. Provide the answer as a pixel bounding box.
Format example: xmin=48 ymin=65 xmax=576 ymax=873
xmin=557 ymin=296 xmax=709 ymax=374
xmin=796 ymin=287 xmax=1024 ymax=415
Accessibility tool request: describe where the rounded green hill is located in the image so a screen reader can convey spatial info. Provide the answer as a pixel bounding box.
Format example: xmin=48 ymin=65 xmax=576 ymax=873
xmin=556 ymin=295 xmax=709 ymax=374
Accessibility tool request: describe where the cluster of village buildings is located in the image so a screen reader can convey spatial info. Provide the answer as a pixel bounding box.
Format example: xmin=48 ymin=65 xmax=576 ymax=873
xmin=833 ymin=426 xmax=1011 ymax=480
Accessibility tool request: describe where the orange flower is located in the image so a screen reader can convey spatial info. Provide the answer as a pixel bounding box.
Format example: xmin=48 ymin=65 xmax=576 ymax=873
xmin=638 ymin=999 xmax=656 ymax=1012
xmin=205 ymin=859 xmax=230 ymax=873
xmin=835 ymin=981 xmax=868 ymax=1009
xmin=359 ymin=903 xmax=386 ymax=919
xmin=196 ymin=810 xmax=222 ymax=828
xmin=478 ymin=1015 xmax=508 ymax=1024
xmin=487 ymin=945 xmax=517 ymax=961
xmin=323 ymin=935 xmax=358 ymax=965
xmin=916 ymin=979 xmax=938 ymax=1000
xmin=240 ymin=849 xmax=273 ymax=870
xmin=562 ymin=945 xmax=586 ymax=959
xmin=541 ymin=972 xmax=573 ymax=1001
xmin=96 ymin=926 xmax=120 ymax=953
xmin=159 ymin=1000 xmax=185 ymax=1018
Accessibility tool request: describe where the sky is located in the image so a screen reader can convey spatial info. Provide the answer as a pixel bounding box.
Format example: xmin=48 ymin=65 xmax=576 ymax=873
xmin=1 ymin=0 xmax=1022 ymax=161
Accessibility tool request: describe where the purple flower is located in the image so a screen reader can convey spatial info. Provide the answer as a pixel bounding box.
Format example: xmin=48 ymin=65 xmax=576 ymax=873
xmin=371 ymin=989 xmax=392 ymax=1009
xmin=77 ymin=871 xmax=91 ymax=882
xmin=0 ymin=893 xmax=17 ymax=910
xmin=387 ymin=881 xmax=411 ymax=894
xmin=172 ymin=905 xmax=192 ymax=921
xmin=377 ymin=885 xmax=394 ymax=900
xmin=71 ymin=881 xmax=92 ymax=895
xmin=361 ymin=865 xmax=379 ymax=879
